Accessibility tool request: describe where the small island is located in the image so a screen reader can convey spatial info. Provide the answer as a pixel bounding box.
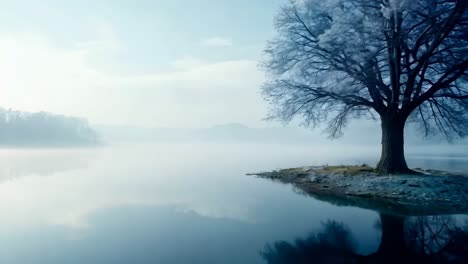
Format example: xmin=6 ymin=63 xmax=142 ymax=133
xmin=249 ymin=165 xmax=468 ymax=216
xmin=255 ymin=0 xmax=468 ymax=218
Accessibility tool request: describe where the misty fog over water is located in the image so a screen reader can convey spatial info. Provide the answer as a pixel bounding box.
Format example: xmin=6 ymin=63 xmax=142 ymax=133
xmin=0 ymin=143 xmax=466 ymax=263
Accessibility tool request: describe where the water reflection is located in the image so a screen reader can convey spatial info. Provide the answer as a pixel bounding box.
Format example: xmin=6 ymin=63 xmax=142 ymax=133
xmin=0 ymin=148 xmax=94 ymax=182
xmin=0 ymin=143 xmax=465 ymax=263
xmin=261 ymin=214 xmax=468 ymax=263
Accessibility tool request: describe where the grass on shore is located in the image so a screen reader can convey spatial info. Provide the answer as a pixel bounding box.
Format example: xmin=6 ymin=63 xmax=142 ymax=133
xmin=314 ymin=164 xmax=375 ymax=175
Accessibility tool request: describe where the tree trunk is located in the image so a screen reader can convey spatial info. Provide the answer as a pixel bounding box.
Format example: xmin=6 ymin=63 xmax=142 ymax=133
xmin=376 ymin=114 xmax=410 ymax=174
xmin=363 ymin=214 xmax=423 ymax=263
xmin=367 ymin=214 xmax=416 ymax=263
xmin=377 ymin=214 xmax=406 ymax=257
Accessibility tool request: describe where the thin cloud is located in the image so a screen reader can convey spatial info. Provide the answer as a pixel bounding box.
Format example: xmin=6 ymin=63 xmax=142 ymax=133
xmin=0 ymin=33 xmax=265 ymax=127
xmin=201 ymin=37 xmax=233 ymax=47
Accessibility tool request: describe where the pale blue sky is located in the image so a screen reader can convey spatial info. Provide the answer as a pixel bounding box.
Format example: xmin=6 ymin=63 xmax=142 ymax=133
xmin=0 ymin=0 xmax=286 ymax=127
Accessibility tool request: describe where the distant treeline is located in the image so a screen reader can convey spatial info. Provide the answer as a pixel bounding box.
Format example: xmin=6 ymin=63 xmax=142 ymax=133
xmin=0 ymin=108 xmax=99 ymax=146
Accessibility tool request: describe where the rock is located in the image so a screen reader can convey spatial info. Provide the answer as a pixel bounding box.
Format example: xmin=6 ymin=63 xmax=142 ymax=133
xmin=248 ymin=165 xmax=468 ymax=215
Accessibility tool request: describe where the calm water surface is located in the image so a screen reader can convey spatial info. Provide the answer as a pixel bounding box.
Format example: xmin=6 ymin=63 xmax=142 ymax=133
xmin=0 ymin=143 xmax=466 ymax=263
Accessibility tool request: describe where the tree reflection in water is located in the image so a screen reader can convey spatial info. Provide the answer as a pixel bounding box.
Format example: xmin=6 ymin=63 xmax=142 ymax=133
xmin=261 ymin=214 xmax=467 ymax=264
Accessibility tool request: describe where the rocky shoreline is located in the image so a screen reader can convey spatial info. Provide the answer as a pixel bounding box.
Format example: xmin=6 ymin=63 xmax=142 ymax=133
xmin=248 ymin=165 xmax=468 ymax=216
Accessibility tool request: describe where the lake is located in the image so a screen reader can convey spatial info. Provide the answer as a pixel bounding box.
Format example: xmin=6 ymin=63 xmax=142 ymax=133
xmin=0 ymin=143 xmax=466 ymax=263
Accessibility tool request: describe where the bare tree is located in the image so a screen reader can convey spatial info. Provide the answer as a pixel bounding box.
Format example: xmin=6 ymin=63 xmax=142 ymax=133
xmin=262 ymin=0 xmax=468 ymax=173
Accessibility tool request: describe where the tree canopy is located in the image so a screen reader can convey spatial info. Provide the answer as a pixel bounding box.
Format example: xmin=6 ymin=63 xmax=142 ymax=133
xmin=262 ymin=0 xmax=468 ymax=139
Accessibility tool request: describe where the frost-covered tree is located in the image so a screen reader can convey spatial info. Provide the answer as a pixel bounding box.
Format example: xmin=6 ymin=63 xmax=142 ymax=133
xmin=262 ymin=0 xmax=468 ymax=173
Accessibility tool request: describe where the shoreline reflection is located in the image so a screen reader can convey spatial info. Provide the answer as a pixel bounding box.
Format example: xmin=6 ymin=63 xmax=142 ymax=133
xmin=261 ymin=214 xmax=468 ymax=263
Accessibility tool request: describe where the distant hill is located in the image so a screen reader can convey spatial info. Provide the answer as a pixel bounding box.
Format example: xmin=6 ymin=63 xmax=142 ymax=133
xmin=96 ymin=122 xmax=468 ymax=146
xmin=96 ymin=123 xmax=318 ymax=144
xmin=0 ymin=108 xmax=99 ymax=147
